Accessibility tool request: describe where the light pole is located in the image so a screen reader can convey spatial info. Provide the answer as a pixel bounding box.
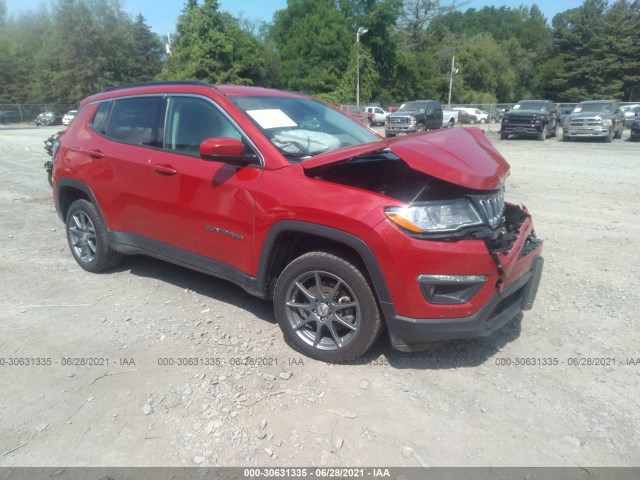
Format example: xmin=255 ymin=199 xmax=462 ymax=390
xmin=447 ymin=56 xmax=458 ymax=108
xmin=356 ymin=26 xmax=368 ymax=108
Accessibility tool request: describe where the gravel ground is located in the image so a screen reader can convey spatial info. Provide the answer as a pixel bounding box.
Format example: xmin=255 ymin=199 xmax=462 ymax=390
xmin=0 ymin=124 xmax=639 ymax=467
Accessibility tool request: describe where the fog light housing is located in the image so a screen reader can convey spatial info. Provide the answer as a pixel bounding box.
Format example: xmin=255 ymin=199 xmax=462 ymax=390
xmin=418 ymin=274 xmax=487 ymax=304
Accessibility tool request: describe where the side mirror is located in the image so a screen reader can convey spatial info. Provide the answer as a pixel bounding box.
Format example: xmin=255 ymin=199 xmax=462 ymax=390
xmin=199 ymin=137 xmax=258 ymax=166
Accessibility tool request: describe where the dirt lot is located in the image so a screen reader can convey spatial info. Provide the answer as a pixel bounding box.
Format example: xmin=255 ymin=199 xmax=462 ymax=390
xmin=1 ymin=124 xmax=639 ymax=467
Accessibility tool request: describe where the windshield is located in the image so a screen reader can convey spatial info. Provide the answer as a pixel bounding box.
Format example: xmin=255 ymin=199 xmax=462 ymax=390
xmin=574 ymin=102 xmax=613 ymax=113
xmin=398 ymin=102 xmax=427 ymax=112
xmin=231 ymin=96 xmax=379 ymax=160
xmin=513 ymin=101 xmax=548 ymax=111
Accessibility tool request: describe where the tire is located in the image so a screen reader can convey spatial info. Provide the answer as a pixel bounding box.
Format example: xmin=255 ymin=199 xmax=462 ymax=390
xmin=552 ymin=123 xmax=559 ymax=137
xmin=500 ymin=131 xmax=509 ymax=140
xmin=447 ymin=119 xmax=455 ymax=128
xmin=538 ymin=125 xmax=547 ymax=141
xmin=273 ymin=251 xmax=383 ymax=362
xmin=605 ymin=129 xmax=613 ymax=143
xmin=415 ymin=123 xmax=425 ymax=132
xmin=47 ymin=171 xmax=53 ymax=187
xmin=480 ymin=118 xmax=487 ymax=124
xmin=614 ymin=123 xmax=623 ymax=139
xmin=66 ymin=199 xmax=122 ymax=273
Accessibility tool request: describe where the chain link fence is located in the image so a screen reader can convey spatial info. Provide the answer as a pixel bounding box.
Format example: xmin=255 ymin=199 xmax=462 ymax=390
xmin=0 ymin=104 xmax=75 ymax=124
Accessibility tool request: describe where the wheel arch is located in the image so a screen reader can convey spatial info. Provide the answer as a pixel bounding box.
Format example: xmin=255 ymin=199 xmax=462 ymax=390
xmin=257 ymin=221 xmax=395 ymax=317
xmin=56 ymin=179 xmax=102 ymax=223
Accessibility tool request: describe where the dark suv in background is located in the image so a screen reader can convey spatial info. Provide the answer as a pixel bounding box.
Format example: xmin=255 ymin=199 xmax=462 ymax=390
xmin=385 ymin=100 xmax=443 ymax=137
xmin=501 ymin=100 xmax=558 ymax=141
xmin=51 ymin=81 xmax=543 ymax=361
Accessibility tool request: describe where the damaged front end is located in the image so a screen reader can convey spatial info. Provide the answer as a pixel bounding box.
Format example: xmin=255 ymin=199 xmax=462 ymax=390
xmin=302 ymin=128 xmax=544 ymax=351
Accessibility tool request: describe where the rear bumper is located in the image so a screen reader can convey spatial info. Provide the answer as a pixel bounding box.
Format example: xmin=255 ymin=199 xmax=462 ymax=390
xmin=387 ymin=256 xmax=544 ymax=352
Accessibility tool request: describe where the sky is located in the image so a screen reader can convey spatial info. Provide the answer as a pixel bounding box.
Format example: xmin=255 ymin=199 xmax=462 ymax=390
xmin=4 ymin=0 xmax=586 ymax=35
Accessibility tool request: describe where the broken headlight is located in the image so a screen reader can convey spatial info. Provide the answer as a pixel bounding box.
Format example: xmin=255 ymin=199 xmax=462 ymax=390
xmin=385 ymin=200 xmax=483 ymax=234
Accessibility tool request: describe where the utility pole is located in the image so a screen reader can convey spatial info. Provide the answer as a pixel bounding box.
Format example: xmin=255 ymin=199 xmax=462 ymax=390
xmin=356 ymin=26 xmax=368 ymax=108
xmin=448 ymin=56 xmax=457 ymax=108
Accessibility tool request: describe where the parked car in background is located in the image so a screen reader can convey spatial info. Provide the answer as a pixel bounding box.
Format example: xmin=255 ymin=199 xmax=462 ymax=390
xmin=501 ymin=100 xmax=559 ymax=141
xmin=385 ymin=100 xmax=443 ymax=137
xmin=453 ymin=108 xmax=488 ymax=124
xmin=339 ymin=105 xmax=374 ymax=125
xmin=562 ymin=100 xmax=624 ymax=142
xmin=51 ymin=81 xmax=543 ymax=361
xmin=557 ymin=103 xmax=578 ymax=124
xmin=456 ymin=109 xmax=472 ymax=124
xmin=62 ymin=109 xmax=78 ymax=126
xmin=621 ymin=104 xmax=640 ymax=127
xmin=387 ymin=106 xmax=399 ymax=113
xmin=0 ymin=110 xmax=21 ymax=124
xmin=630 ymin=113 xmax=640 ymax=141
xmin=35 ymin=111 xmax=63 ymax=126
xmin=442 ymin=108 xmax=458 ymax=128
xmin=364 ymin=106 xmax=388 ymax=126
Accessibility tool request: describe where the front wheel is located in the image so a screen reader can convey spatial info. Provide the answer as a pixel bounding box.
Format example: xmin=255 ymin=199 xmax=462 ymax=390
xmin=480 ymin=118 xmax=487 ymax=124
xmin=614 ymin=124 xmax=623 ymax=139
xmin=415 ymin=123 xmax=425 ymax=132
xmin=447 ymin=119 xmax=455 ymax=128
xmin=538 ymin=125 xmax=547 ymax=141
xmin=273 ymin=252 xmax=382 ymax=362
xmin=66 ymin=199 xmax=122 ymax=272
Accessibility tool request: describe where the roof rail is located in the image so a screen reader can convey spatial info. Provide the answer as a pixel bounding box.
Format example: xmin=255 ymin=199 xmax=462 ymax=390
xmin=100 ymin=80 xmax=224 ymax=95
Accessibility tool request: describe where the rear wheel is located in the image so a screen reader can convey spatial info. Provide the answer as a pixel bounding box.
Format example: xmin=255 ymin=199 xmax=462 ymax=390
xmin=273 ymin=252 xmax=382 ymax=362
xmin=66 ymin=199 xmax=122 ymax=272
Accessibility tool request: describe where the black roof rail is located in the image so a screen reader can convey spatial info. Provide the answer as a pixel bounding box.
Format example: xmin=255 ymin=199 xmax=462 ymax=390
xmin=100 ymin=80 xmax=224 ymax=95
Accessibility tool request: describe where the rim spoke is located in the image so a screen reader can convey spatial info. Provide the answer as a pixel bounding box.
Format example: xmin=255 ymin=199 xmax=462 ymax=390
xmin=314 ymin=272 xmax=325 ymax=299
xmin=327 ymin=322 xmax=343 ymax=348
xmin=293 ymin=315 xmax=316 ymax=331
xmin=287 ymin=301 xmax=313 ymax=313
xmin=72 ymin=215 xmax=82 ymax=230
xmin=333 ymin=301 xmax=357 ymax=310
xmin=332 ymin=314 xmax=357 ymax=331
xmin=327 ymin=279 xmax=343 ymax=303
xmin=295 ymin=281 xmax=317 ymax=302
xmin=313 ymin=323 xmax=324 ymax=348
xmin=87 ymin=241 xmax=97 ymax=254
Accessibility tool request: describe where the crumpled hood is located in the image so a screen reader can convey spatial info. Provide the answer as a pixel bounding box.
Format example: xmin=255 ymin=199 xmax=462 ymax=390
xmin=302 ymin=127 xmax=509 ymax=191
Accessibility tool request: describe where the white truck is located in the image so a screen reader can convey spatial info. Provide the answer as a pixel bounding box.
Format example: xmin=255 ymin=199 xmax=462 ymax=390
xmin=442 ymin=109 xmax=459 ymax=128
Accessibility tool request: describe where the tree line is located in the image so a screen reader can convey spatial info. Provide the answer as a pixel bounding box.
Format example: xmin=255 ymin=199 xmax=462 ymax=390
xmin=1 ymin=0 xmax=639 ymax=106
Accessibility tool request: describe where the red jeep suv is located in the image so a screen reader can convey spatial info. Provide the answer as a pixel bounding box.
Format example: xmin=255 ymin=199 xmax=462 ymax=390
xmin=52 ymin=81 xmax=543 ymax=362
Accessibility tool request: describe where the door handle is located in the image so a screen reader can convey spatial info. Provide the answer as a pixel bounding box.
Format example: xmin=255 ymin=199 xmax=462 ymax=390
xmin=87 ymin=149 xmax=104 ymax=159
xmin=154 ymin=164 xmax=177 ymax=176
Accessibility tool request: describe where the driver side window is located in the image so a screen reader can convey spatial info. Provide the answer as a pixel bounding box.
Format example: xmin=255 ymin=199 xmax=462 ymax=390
xmin=164 ymin=96 xmax=241 ymax=156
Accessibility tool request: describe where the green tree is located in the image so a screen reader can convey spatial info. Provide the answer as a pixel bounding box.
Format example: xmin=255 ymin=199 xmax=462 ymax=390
xmin=271 ymin=0 xmax=352 ymax=94
xmin=130 ymin=14 xmax=164 ymax=81
xmin=160 ymin=0 xmax=266 ymax=85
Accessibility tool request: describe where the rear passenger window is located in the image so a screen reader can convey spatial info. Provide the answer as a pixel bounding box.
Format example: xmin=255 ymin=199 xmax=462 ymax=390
xmin=105 ymin=96 xmax=163 ymax=147
xmin=91 ymin=101 xmax=111 ymax=134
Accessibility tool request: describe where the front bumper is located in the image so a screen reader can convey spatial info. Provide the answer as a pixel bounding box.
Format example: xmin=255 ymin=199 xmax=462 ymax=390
xmin=501 ymin=124 xmax=543 ymax=136
xmin=387 ymin=256 xmax=543 ymax=351
xmin=563 ymin=126 xmax=611 ymax=138
xmin=385 ymin=124 xmax=417 ymax=135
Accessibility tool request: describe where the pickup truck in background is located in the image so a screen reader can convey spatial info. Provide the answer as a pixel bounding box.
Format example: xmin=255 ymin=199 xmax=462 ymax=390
xmin=442 ymin=109 xmax=459 ymax=128
xmin=364 ymin=106 xmax=389 ymax=126
xmin=339 ymin=105 xmax=374 ymax=125
xmin=562 ymin=100 xmax=624 ymax=142
xmin=385 ymin=100 xmax=443 ymax=137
